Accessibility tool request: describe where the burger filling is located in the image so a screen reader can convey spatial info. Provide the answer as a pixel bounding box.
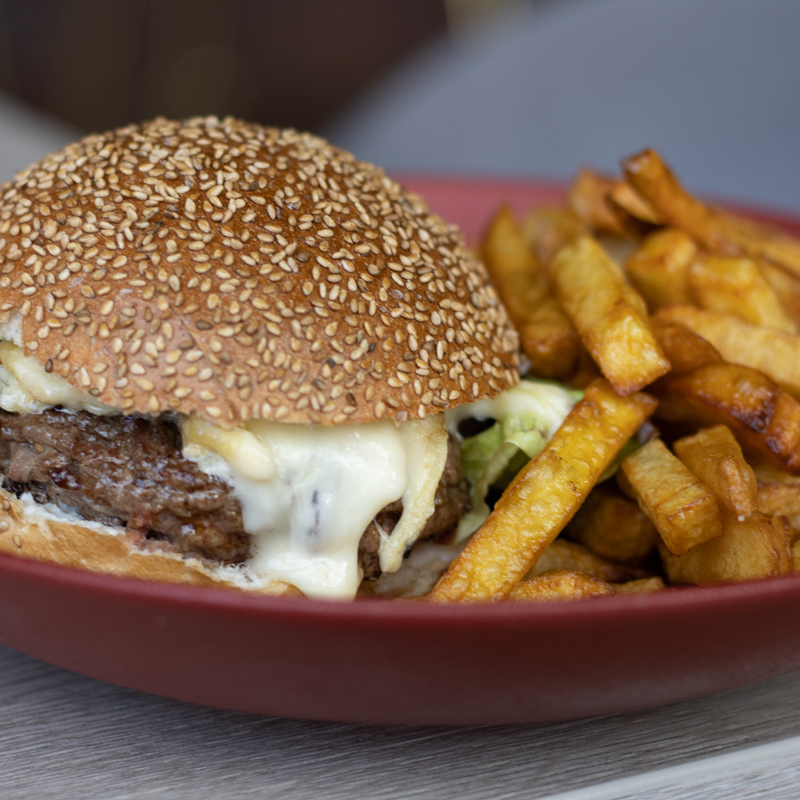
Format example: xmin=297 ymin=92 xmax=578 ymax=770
xmin=0 ymin=407 xmax=467 ymax=577
xmin=0 ymin=409 xmax=250 ymax=563
xmin=180 ymin=413 xmax=452 ymax=598
xmin=0 ymin=341 xmax=578 ymax=600
xmin=0 ymin=343 xmax=466 ymax=598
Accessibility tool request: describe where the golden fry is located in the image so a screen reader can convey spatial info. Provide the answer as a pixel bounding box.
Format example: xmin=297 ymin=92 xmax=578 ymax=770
xmin=596 ymin=234 xmax=639 ymax=269
xmin=428 ymin=380 xmax=657 ymax=602
xmin=509 ymin=571 xmax=615 ymax=602
xmin=567 ymin=347 xmax=603 ymax=390
xmin=621 ymin=439 xmax=722 ymax=555
xmin=757 ymin=482 xmax=800 ymax=541
xmin=652 ymin=362 xmax=800 ymax=474
xmin=567 ymin=169 xmax=631 ymax=236
xmin=528 ymin=538 xmax=648 ymax=583
xmin=649 ymin=318 xmax=721 ymax=373
xmin=661 ymin=512 xmax=793 ymax=584
xmin=452 ymin=151 xmax=800 ymax=601
xmin=623 ymin=148 xmax=800 ymax=278
xmin=758 ymin=259 xmax=800 ymax=324
xmin=611 ymin=577 xmax=666 ymax=594
xmin=656 ymin=305 xmax=800 ymax=400
xmin=751 ymin=461 xmax=800 ymax=485
xmin=481 ymin=206 xmax=580 ymax=379
xmin=549 ymin=236 xmax=670 ymax=394
xmin=607 ymin=181 xmax=663 ymax=230
xmin=673 ymin=425 xmax=757 ymax=516
xmin=624 ymin=228 xmax=696 ymax=310
xmin=688 ymin=255 xmax=797 ymax=333
xmin=523 ymin=205 xmax=587 ymax=264
xmin=565 ymin=484 xmax=658 ymax=565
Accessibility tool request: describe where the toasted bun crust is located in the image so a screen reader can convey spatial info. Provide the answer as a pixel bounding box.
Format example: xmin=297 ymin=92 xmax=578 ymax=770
xmin=0 ymin=117 xmax=519 ymax=425
xmin=0 ymin=488 xmax=298 ymax=594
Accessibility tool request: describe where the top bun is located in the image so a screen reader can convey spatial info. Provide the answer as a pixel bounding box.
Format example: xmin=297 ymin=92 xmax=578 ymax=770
xmin=0 ymin=117 xmax=519 ymax=425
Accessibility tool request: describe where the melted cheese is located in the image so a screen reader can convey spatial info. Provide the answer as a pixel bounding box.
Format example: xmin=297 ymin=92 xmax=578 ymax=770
xmin=0 ymin=342 xmax=118 ymax=415
xmin=181 ymin=414 xmax=275 ymax=482
xmin=182 ymin=414 xmax=448 ymax=600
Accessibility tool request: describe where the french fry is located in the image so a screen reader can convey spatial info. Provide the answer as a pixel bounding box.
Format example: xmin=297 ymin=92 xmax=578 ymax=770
xmin=649 ymin=318 xmax=722 ymax=373
xmin=623 ymin=148 xmax=800 ymax=278
xmin=751 ymin=461 xmax=800 ymax=485
xmin=758 ymin=259 xmax=800 ymax=324
xmin=753 ymin=463 xmax=800 ymax=541
xmin=428 ymin=380 xmax=657 ymax=602
xmin=620 ymin=439 xmax=722 ymax=555
xmin=611 ymin=577 xmax=666 ymax=594
xmin=509 ymin=571 xmax=615 ymax=602
xmin=549 ymin=235 xmax=670 ymax=394
xmin=596 ymin=234 xmax=639 ymax=268
xmin=527 ymin=538 xmax=648 ymax=583
xmin=607 ymin=181 xmax=663 ymax=230
xmin=481 ymin=206 xmax=580 ymax=379
xmin=447 ymin=151 xmax=800 ymax=602
xmin=523 ymin=205 xmax=587 ymax=264
xmin=656 ymin=305 xmax=800 ymax=400
xmin=756 ymin=482 xmax=800 ymax=541
xmin=567 ymin=169 xmax=631 ymax=237
xmin=652 ymin=361 xmax=800 ymax=474
xmin=624 ymin=228 xmax=696 ymax=310
xmin=688 ymin=255 xmax=797 ymax=333
xmin=673 ymin=425 xmax=758 ymax=516
xmin=567 ymin=347 xmax=603 ymax=390
xmin=660 ymin=512 xmax=793 ymax=584
xmin=564 ymin=484 xmax=658 ymax=565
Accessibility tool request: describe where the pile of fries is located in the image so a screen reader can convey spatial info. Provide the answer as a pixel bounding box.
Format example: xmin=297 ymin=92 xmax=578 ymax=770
xmin=428 ymin=149 xmax=800 ymax=603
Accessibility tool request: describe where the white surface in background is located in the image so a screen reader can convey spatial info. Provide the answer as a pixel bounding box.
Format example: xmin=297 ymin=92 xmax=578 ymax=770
xmin=328 ymin=0 xmax=800 ymax=213
xmin=0 ymin=91 xmax=77 ymax=181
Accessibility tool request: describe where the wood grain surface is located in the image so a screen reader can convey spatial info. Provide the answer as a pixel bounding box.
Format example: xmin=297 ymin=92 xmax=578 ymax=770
xmin=1 ymin=643 xmax=799 ymax=799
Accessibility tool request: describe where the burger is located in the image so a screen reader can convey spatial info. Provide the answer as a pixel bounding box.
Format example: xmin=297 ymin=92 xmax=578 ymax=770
xmin=0 ymin=116 xmax=534 ymax=600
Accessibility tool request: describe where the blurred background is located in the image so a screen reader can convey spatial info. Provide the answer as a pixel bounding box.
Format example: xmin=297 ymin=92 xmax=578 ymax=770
xmin=0 ymin=0 xmax=530 ymax=135
xmin=0 ymin=0 xmax=450 ymax=135
xmin=0 ymin=0 xmax=798 ymax=210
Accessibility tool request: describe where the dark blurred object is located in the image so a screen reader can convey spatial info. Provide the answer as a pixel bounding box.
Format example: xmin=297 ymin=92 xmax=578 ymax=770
xmin=329 ymin=0 xmax=800 ymax=214
xmin=0 ymin=0 xmax=447 ymax=134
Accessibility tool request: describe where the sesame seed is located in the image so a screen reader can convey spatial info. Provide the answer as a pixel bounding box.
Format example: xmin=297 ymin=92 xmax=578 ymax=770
xmin=0 ymin=117 xmax=518 ymax=424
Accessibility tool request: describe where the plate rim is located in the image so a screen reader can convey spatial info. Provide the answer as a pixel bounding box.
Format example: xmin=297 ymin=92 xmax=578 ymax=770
xmin=4 ymin=545 xmax=800 ymax=627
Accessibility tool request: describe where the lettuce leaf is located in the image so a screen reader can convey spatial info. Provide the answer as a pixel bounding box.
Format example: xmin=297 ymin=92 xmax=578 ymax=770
xmin=453 ymin=379 xmax=640 ymax=541
xmin=453 ymin=380 xmax=581 ymax=541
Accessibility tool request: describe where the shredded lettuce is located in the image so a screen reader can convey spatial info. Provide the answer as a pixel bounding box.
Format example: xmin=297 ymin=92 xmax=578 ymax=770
xmin=449 ymin=379 xmax=581 ymax=541
xmin=457 ymin=413 xmax=551 ymax=539
xmin=452 ymin=378 xmax=641 ymax=541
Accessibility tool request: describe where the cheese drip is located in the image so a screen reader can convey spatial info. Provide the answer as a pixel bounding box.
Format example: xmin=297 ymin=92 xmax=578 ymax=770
xmin=0 ymin=342 xmax=118 ymax=415
xmin=182 ymin=414 xmax=448 ymax=600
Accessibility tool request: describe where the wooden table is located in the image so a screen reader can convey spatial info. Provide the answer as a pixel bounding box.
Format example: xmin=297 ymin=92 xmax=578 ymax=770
xmin=2 ymin=641 xmax=799 ymax=799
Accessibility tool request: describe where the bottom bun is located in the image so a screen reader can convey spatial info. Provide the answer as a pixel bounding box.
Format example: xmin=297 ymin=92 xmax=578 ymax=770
xmin=0 ymin=489 xmax=299 ymax=595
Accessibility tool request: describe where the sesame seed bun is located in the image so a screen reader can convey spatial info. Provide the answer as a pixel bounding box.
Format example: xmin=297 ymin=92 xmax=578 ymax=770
xmin=0 ymin=117 xmax=519 ymax=426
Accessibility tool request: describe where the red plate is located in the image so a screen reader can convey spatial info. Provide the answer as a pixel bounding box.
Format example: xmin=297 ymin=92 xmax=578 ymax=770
xmin=1 ymin=177 xmax=800 ymax=726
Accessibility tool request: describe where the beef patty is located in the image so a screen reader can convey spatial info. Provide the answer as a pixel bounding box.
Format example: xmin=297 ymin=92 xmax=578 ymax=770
xmin=0 ymin=409 xmax=468 ymax=574
xmin=358 ymin=433 xmax=469 ymax=579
